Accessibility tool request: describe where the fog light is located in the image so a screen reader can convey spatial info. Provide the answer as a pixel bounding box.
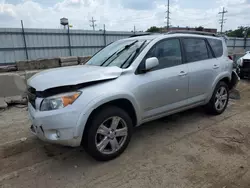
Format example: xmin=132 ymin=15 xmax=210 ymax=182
xmin=56 ymin=130 xmax=60 ymax=138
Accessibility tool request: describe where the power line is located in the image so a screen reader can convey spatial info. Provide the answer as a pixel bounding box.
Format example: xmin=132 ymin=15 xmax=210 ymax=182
xmin=89 ymin=17 xmax=97 ymax=31
xmin=218 ymin=7 xmax=228 ymax=34
xmin=166 ymin=0 xmax=170 ymax=30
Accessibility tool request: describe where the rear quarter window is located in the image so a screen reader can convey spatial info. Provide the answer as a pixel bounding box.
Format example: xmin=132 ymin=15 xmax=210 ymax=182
xmin=207 ymin=38 xmax=223 ymax=58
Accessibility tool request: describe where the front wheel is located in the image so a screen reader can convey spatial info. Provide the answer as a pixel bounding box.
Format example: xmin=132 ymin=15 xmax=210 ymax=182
xmin=205 ymin=81 xmax=229 ymax=115
xmin=83 ymin=106 xmax=133 ymax=161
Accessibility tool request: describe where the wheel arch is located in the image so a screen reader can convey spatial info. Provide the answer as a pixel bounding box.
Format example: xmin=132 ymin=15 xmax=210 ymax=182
xmin=206 ymin=73 xmax=231 ymax=103
xmin=80 ymin=98 xmax=138 ymax=145
xmin=75 ymin=94 xmax=140 ymax=144
xmin=86 ymin=98 xmax=138 ymax=128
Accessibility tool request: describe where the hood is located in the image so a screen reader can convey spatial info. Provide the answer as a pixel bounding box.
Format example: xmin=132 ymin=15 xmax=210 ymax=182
xmin=242 ymin=53 xmax=250 ymax=60
xmin=237 ymin=53 xmax=250 ymax=66
xmin=27 ymin=65 xmax=123 ymax=91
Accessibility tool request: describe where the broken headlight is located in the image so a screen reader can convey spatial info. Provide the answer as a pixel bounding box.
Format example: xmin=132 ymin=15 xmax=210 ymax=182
xmin=40 ymin=91 xmax=81 ymax=111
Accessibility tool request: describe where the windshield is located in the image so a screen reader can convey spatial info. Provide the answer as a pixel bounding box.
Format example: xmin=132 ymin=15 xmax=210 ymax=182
xmin=86 ymin=39 xmax=149 ymax=69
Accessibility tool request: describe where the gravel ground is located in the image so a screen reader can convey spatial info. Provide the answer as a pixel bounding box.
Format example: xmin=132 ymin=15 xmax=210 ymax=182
xmin=0 ymin=80 xmax=250 ymax=188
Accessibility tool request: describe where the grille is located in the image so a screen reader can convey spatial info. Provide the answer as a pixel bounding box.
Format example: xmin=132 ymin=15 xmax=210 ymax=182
xmin=243 ymin=59 xmax=250 ymax=68
xmin=27 ymin=87 xmax=36 ymax=109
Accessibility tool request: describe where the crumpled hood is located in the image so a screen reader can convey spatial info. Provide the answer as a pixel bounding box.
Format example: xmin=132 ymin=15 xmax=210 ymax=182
xmin=28 ymin=65 xmax=123 ymax=91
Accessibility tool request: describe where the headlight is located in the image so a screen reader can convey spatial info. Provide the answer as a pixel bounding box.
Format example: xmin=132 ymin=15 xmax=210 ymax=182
xmin=40 ymin=91 xmax=81 ymax=111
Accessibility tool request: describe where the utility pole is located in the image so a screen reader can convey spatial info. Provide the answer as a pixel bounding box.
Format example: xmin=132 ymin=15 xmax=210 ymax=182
xmin=89 ymin=17 xmax=97 ymax=31
xmin=134 ymin=25 xmax=136 ymax=34
xmin=21 ymin=20 xmax=29 ymax=60
xmin=218 ymin=7 xmax=228 ymax=34
xmin=166 ymin=0 xmax=170 ymax=31
xmin=103 ymin=24 xmax=106 ymax=46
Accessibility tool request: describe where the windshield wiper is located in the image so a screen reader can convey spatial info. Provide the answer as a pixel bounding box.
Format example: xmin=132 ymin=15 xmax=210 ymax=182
xmin=120 ymin=40 xmax=147 ymax=68
xmin=120 ymin=52 xmax=135 ymax=68
xmin=116 ymin=40 xmax=138 ymax=56
xmin=100 ymin=40 xmax=138 ymax=66
xmin=100 ymin=51 xmax=117 ymax=66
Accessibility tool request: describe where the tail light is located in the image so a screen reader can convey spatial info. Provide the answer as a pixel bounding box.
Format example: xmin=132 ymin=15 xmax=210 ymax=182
xmin=228 ymin=55 xmax=233 ymax=60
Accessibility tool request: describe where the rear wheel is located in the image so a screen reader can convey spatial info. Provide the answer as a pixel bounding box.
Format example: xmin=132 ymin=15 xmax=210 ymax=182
xmin=83 ymin=106 xmax=133 ymax=161
xmin=206 ymin=81 xmax=229 ymax=115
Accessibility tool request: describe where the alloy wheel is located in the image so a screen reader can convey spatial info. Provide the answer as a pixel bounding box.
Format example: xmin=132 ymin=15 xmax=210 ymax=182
xmin=215 ymin=86 xmax=228 ymax=111
xmin=95 ymin=116 xmax=128 ymax=155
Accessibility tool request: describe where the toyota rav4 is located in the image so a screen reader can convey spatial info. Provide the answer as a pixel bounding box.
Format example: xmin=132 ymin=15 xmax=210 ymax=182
xmin=27 ymin=31 xmax=239 ymax=161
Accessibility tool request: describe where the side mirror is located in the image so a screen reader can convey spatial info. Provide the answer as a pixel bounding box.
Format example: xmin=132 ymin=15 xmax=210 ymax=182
xmin=145 ymin=57 xmax=159 ymax=71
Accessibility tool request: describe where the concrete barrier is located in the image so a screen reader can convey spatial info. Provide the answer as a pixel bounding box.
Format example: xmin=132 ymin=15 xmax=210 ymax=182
xmin=60 ymin=56 xmax=79 ymax=67
xmin=0 ymin=73 xmax=27 ymax=108
xmin=1 ymin=56 xmax=92 ymax=106
xmin=0 ymin=73 xmax=27 ymax=97
xmin=16 ymin=58 xmax=60 ymax=71
xmin=4 ymin=95 xmax=27 ymax=105
xmin=60 ymin=56 xmax=78 ymax=63
xmin=0 ymin=65 xmax=17 ymax=73
xmin=14 ymin=56 xmax=91 ymax=72
xmin=78 ymin=56 xmax=91 ymax=65
xmin=0 ymin=98 xmax=7 ymax=109
xmin=61 ymin=61 xmax=78 ymax=67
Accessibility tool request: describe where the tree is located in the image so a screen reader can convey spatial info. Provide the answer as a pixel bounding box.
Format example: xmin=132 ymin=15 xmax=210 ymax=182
xmin=146 ymin=26 xmax=161 ymax=33
xmin=196 ymin=26 xmax=204 ymax=31
xmin=225 ymin=26 xmax=248 ymax=37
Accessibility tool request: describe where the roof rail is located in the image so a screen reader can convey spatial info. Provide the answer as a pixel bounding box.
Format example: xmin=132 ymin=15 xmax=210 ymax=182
xmin=129 ymin=33 xmax=153 ymax=38
xmin=167 ymin=30 xmax=219 ymax=37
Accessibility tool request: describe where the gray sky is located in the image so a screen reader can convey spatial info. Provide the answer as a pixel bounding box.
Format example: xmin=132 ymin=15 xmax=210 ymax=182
xmin=0 ymin=0 xmax=249 ymax=31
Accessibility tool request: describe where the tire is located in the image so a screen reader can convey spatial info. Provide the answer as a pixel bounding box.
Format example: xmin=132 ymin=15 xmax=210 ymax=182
xmin=83 ymin=106 xmax=133 ymax=161
xmin=205 ymin=81 xmax=229 ymax=115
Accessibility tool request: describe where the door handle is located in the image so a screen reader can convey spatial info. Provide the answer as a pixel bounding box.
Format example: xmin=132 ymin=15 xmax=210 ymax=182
xmin=213 ymin=64 xmax=219 ymax=69
xmin=179 ymin=71 xmax=187 ymax=76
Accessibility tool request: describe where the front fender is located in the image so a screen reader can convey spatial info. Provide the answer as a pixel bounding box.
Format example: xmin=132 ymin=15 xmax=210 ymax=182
xmin=74 ymin=92 xmax=141 ymax=138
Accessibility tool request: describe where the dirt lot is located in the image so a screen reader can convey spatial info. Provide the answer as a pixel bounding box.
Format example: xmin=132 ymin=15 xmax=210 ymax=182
xmin=1 ymin=80 xmax=250 ymax=188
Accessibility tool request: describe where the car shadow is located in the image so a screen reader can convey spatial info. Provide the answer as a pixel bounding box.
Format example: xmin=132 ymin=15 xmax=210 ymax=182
xmin=3 ymin=104 xmax=236 ymax=182
xmin=42 ymin=106 xmax=211 ymax=164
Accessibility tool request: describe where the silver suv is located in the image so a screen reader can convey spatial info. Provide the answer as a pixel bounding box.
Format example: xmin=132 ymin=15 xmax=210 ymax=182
xmin=28 ymin=32 xmax=237 ymax=161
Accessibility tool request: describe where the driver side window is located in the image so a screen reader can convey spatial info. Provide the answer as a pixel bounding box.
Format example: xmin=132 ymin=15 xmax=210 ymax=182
xmin=145 ymin=38 xmax=182 ymax=71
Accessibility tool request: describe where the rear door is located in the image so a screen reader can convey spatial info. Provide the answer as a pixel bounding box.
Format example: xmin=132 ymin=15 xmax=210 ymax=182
xmin=181 ymin=37 xmax=221 ymax=104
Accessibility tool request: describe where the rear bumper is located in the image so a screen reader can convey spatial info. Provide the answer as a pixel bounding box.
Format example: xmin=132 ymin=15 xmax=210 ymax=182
xmin=229 ymin=69 xmax=240 ymax=90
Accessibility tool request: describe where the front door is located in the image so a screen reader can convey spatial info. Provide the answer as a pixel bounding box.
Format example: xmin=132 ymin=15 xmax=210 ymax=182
xmin=133 ymin=38 xmax=189 ymax=120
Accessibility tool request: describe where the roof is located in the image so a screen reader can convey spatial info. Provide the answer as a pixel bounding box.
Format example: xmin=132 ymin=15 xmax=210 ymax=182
xmin=122 ymin=32 xmax=222 ymax=42
xmin=167 ymin=30 xmax=218 ymax=37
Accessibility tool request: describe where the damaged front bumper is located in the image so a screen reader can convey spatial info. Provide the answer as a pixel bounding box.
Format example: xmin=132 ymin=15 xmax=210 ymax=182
xmin=28 ymin=103 xmax=82 ymax=147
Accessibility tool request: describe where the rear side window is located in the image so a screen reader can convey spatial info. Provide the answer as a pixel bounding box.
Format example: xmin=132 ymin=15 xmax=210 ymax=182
xmin=207 ymin=38 xmax=223 ymax=57
xmin=183 ymin=38 xmax=209 ymax=63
